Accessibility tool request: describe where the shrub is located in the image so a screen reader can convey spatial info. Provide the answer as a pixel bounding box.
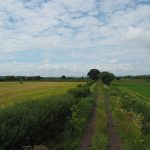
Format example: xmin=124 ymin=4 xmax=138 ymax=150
xmin=68 ymin=86 xmax=91 ymax=98
xmin=86 ymin=80 xmax=95 ymax=86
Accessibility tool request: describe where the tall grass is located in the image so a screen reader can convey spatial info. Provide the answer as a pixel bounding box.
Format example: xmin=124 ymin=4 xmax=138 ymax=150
xmin=110 ymin=87 xmax=150 ymax=150
xmin=0 ymin=95 xmax=75 ymax=149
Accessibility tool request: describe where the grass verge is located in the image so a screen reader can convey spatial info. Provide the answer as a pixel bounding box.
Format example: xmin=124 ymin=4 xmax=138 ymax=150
xmin=109 ymin=87 xmax=150 ymax=150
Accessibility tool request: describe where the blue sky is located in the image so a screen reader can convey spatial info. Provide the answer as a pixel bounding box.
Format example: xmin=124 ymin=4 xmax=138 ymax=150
xmin=0 ymin=0 xmax=150 ymax=76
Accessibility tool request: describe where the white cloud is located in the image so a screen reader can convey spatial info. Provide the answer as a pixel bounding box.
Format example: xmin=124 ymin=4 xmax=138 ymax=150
xmin=122 ymin=26 xmax=150 ymax=49
xmin=110 ymin=59 xmax=118 ymax=64
xmin=0 ymin=60 xmax=149 ymax=76
xmin=0 ymin=0 xmax=150 ymax=75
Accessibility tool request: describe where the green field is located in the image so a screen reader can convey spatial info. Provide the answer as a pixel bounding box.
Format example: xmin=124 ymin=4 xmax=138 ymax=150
xmin=112 ymin=80 xmax=150 ymax=101
xmin=0 ymin=82 xmax=82 ymax=106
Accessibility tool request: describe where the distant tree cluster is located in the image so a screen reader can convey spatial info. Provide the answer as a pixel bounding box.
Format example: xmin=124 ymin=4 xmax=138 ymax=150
xmin=0 ymin=76 xmax=88 ymax=82
xmin=116 ymin=75 xmax=150 ymax=80
xmin=87 ymin=69 xmax=115 ymax=85
xmin=0 ymin=76 xmax=42 ymax=81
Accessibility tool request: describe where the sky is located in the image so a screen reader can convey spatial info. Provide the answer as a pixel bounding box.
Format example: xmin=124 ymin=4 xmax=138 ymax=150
xmin=0 ymin=0 xmax=150 ymax=77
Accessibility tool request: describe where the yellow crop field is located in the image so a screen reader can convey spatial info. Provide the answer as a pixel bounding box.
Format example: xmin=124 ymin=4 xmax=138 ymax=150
xmin=0 ymin=82 xmax=82 ymax=106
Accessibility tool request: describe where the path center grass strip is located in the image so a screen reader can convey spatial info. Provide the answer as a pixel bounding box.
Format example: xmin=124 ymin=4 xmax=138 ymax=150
xmin=90 ymin=84 xmax=108 ymax=150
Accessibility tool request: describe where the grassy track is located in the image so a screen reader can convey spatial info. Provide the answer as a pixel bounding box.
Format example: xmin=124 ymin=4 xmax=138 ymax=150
xmin=0 ymin=82 xmax=83 ymax=106
xmin=112 ymin=80 xmax=150 ymax=101
xmin=90 ymin=84 xmax=108 ymax=150
xmin=91 ymin=83 xmax=150 ymax=150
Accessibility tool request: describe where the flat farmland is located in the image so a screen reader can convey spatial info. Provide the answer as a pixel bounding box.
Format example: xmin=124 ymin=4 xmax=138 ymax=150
xmin=112 ymin=80 xmax=150 ymax=102
xmin=0 ymin=82 xmax=82 ymax=106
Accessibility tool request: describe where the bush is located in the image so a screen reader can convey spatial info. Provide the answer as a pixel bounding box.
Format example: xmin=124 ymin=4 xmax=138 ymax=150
xmin=68 ymin=85 xmax=91 ymax=98
xmin=86 ymin=80 xmax=95 ymax=86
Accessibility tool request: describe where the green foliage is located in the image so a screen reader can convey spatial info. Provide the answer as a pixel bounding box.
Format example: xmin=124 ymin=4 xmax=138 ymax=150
xmin=68 ymin=85 xmax=91 ymax=98
xmin=86 ymin=80 xmax=95 ymax=86
xmin=120 ymin=93 xmax=150 ymax=134
xmin=54 ymin=86 xmax=95 ymax=150
xmin=87 ymin=69 xmax=100 ymax=81
xmin=69 ymin=104 xmax=82 ymax=134
xmin=0 ymin=95 xmax=75 ymax=149
xmin=111 ymin=88 xmax=150 ymax=123
xmin=61 ymin=75 xmax=66 ymax=79
xmin=110 ymin=87 xmax=150 ymax=149
xmin=69 ymin=96 xmax=95 ymax=135
xmin=64 ymin=96 xmax=95 ymax=150
xmin=100 ymin=71 xmax=115 ymax=85
xmin=113 ymin=105 xmax=145 ymax=150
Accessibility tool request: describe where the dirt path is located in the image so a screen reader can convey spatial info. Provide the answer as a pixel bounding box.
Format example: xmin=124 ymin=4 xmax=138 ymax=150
xmin=80 ymin=85 xmax=122 ymax=150
xmin=79 ymin=94 xmax=98 ymax=150
xmin=105 ymin=93 xmax=122 ymax=150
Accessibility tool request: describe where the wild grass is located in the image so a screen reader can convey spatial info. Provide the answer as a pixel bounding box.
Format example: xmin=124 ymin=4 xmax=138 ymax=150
xmin=110 ymin=87 xmax=150 ymax=150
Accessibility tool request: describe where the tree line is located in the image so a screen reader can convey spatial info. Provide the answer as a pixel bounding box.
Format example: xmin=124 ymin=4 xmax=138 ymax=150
xmin=0 ymin=71 xmax=149 ymax=82
xmin=0 ymin=76 xmax=42 ymax=81
xmin=116 ymin=75 xmax=150 ymax=80
xmin=0 ymin=76 xmax=87 ymax=82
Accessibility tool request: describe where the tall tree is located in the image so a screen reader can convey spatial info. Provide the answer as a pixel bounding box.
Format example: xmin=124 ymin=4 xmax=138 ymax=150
xmin=87 ymin=69 xmax=100 ymax=81
xmin=100 ymin=71 xmax=115 ymax=85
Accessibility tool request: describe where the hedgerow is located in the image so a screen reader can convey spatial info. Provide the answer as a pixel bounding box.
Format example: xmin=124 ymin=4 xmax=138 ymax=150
xmin=68 ymin=85 xmax=91 ymax=98
xmin=0 ymin=95 xmax=75 ymax=149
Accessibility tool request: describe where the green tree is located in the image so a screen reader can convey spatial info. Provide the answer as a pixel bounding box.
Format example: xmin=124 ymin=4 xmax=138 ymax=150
xmin=87 ymin=69 xmax=100 ymax=81
xmin=100 ymin=71 xmax=115 ymax=85
xmin=61 ymin=75 xmax=66 ymax=79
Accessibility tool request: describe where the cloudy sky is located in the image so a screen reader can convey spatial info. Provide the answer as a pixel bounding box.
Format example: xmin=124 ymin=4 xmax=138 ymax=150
xmin=0 ymin=0 xmax=150 ymax=76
